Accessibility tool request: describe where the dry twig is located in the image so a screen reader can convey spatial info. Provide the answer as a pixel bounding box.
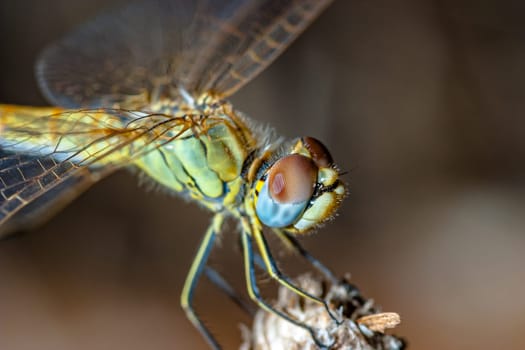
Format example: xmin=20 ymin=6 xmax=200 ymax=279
xmin=240 ymin=274 xmax=406 ymax=350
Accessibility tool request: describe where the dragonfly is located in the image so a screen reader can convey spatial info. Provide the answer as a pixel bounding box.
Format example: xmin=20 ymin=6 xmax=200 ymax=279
xmin=0 ymin=0 xmax=346 ymax=348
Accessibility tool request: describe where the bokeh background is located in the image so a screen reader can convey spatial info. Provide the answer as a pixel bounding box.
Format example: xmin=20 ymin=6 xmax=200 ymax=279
xmin=1 ymin=1 xmax=525 ymax=349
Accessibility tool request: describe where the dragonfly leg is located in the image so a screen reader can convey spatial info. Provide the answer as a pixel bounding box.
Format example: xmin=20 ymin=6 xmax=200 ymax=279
xmin=274 ymin=229 xmax=339 ymax=284
xmin=204 ymin=266 xmax=257 ymax=317
xmin=181 ymin=214 xmax=224 ymax=350
xmin=250 ymin=249 xmax=340 ymax=318
xmin=252 ymin=227 xmax=342 ymax=325
xmin=241 ymin=228 xmax=335 ymax=349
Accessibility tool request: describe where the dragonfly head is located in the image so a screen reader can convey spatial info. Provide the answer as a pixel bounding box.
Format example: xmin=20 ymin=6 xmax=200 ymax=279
xmin=253 ymin=137 xmax=346 ymax=234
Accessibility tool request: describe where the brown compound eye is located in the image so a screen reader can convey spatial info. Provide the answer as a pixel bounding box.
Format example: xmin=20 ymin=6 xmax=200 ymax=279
xmin=267 ymin=154 xmax=317 ymax=204
xmin=302 ymin=136 xmax=333 ymax=167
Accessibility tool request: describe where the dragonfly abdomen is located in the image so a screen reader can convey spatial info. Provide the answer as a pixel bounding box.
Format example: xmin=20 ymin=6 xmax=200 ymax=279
xmin=0 ymin=105 xmax=134 ymax=166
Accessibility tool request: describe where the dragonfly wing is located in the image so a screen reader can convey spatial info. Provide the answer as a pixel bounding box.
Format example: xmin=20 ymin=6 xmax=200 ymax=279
xmin=36 ymin=0 xmax=333 ymax=108
xmin=0 ymin=107 xmax=191 ymax=236
xmin=0 ymin=151 xmax=100 ymax=237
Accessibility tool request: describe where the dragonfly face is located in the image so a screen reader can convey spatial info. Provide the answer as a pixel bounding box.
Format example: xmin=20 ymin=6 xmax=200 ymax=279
xmin=252 ymin=137 xmax=346 ymax=233
xmin=0 ymin=0 xmax=344 ymax=348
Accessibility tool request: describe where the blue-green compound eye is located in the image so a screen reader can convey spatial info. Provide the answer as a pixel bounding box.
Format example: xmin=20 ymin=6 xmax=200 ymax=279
xmin=255 ymin=154 xmax=317 ymax=228
xmin=256 ymin=180 xmax=310 ymax=227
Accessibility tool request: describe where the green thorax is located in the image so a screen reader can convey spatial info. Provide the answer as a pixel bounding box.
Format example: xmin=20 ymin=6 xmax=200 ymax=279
xmin=134 ymin=100 xmax=257 ymax=211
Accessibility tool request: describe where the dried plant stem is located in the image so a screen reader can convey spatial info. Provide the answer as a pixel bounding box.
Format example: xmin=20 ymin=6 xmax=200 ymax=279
xmin=240 ymin=274 xmax=406 ymax=350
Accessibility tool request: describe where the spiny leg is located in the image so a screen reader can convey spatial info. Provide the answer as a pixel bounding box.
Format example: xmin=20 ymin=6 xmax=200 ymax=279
xmin=249 ymin=250 xmax=340 ymax=316
xmin=204 ymin=266 xmax=257 ymax=317
xmin=241 ymin=228 xmax=334 ymax=349
xmin=181 ymin=214 xmax=223 ymax=350
xmin=274 ymin=229 xmax=339 ymax=284
xmin=236 ymin=232 xmax=271 ymax=272
xmin=251 ymin=225 xmax=342 ymax=325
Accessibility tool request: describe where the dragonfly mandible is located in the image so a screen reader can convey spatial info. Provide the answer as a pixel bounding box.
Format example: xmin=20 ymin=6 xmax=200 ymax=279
xmin=0 ymin=0 xmax=346 ymax=348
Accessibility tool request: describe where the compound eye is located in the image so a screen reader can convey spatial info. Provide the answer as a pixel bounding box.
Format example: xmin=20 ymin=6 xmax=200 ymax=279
xmin=268 ymin=154 xmax=317 ymax=203
xmin=303 ymin=137 xmax=333 ymax=167
xmin=255 ymin=154 xmax=317 ymax=228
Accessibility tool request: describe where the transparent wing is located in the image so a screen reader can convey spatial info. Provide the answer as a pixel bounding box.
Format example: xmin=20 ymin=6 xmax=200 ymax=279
xmin=0 ymin=107 xmax=192 ymax=237
xmin=36 ymin=0 xmax=333 ymax=108
xmin=0 ymin=151 xmax=98 ymax=236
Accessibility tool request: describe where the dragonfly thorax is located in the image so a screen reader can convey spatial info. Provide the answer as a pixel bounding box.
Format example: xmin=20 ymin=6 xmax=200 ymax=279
xmin=134 ymin=101 xmax=258 ymax=212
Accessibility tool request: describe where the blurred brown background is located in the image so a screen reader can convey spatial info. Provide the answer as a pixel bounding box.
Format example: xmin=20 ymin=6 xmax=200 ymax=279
xmin=1 ymin=0 xmax=525 ymax=349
